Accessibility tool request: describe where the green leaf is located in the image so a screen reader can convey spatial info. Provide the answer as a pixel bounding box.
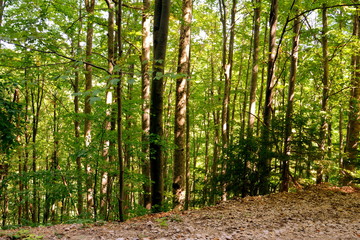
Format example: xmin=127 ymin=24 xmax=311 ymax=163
xmin=89 ymin=96 xmax=101 ymax=104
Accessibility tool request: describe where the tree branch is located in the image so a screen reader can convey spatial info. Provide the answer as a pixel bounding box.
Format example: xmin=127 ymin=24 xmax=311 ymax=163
xmin=289 ymin=3 xmax=360 ymax=23
xmin=9 ymin=42 xmax=111 ymax=74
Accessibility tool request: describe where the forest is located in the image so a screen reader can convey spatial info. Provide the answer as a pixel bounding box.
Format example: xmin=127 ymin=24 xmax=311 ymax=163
xmin=0 ymin=0 xmax=360 ymax=227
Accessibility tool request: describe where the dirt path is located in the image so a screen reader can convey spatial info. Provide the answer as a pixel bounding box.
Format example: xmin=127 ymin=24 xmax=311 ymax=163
xmin=1 ymin=185 xmax=360 ymax=240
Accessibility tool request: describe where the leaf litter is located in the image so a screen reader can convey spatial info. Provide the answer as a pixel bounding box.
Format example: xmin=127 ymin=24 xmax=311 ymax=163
xmin=1 ymin=185 xmax=359 ymax=240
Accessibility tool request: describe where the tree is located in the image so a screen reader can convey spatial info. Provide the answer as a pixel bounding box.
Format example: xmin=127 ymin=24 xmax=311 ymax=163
xmin=101 ymin=0 xmax=115 ymax=219
xmin=150 ymin=0 xmax=170 ymax=212
xmin=173 ymin=0 xmax=192 ymax=211
xmin=345 ymin=4 xmax=360 ymax=174
xmin=259 ymin=0 xmax=278 ymax=195
xmin=141 ymin=0 xmax=152 ymax=210
xmin=281 ymin=11 xmax=301 ymax=192
xmin=114 ymin=0 xmax=125 ymax=222
xmin=318 ymin=4 xmax=330 ymax=185
xmin=247 ymin=0 xmax=261 ymax=137
xmin=84 ymin=0 xmax=96 ymax=212
xmin=0 ymin=0 xmax=5 ymax=26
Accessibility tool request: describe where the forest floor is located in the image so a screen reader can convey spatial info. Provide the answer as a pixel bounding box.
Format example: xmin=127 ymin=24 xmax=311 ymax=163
xmin=1 ymin=184 xmax=360 ymax=240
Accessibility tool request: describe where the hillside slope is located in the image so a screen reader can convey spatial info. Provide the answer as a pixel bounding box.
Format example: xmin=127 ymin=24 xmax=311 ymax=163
xmin=1 ymin=185 xmax=360 ymax=240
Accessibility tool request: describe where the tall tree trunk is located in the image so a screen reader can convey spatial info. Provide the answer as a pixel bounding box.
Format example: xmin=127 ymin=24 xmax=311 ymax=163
xmin=318 ymin=4 xmax=329 ymax=184
xmin=23 ymin=67 xmax=30 ymax=222
xmin=30 ymin=73 xmax=44 ymax=223
xmin=141 ymin=0 xmax=152 ymax=210
xmin=115 ymin=0 xmax=125 ymax=222
xmin=259 ymin=0 xmax=278 ymax=195
xmin=220 ymin=0 xmax=236 ymax=202
xmin=345 ymin=5 xmax=360 ymax=175
xmin=256 ymin=15 xmax=268 ymax=137
xmin=14 ymin=87 xmax=22 ymax=224
xmin=84 ymin=0 xmax=95 ymax=213
xmin=241 ymin=31 xmax=254 ymax=139
xmin=209 ymin=54 xmax=220 ymax=205
xmin=173 ymin=0 xmax=192 ymax=211
xmin=184 ymin=79 xmax=191 ymax=210
xmin=280 ymin=12 xmax=300 ymax=192
xmin=101 ymin=0 xmax=115 ymax=218
xmin=150 ymin=0 xmax=170 ymax=212
xmin=0 ymin=0 xmax=5 ymax=27
xmin=72 ymin=1 xmax=83 ymax=216
xmin=248 ymin=0 xmax=261 ymax=137
xmin=222 ymin=0 xmax=236 ymax=148
xmin=44 ymin=95 xmax=59 ymax=223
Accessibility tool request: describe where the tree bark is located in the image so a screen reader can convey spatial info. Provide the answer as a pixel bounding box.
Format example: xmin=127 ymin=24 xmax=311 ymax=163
xmin=317 ymin=4 xmax=329 ymax=185
xmin=30 ymin=73 xmax=45 ymax=223
xmin=280 ymin=12 xmax=300 ymax=192
xmin=259 ymin=0 xmax=278 ymax=195
xmin=115 ymin=0 xmax=125 ymax=222
xmin=248 ymin=0 xmax=261 ymax=137
xmin=221 ymin=0 xmax=236 ymax=148
xmin=71 ymin=0 xmax=84 ymax=217
xmin=141 ymin=0 xmax=152 ymax=210
xmin=345 ymin=4 xmax=360 ymax=174
xmin=100 ymin=0 xmax=115 ymax=218
xmin=0 ymin=0 xmax=5 ymax=27
xmin=84 ymin=0 xmax=95 ymax=213
xmin=173 ymin=0 xmax=192 ymax=211
xmin=150 ymin=0 xmax=170 ymax=212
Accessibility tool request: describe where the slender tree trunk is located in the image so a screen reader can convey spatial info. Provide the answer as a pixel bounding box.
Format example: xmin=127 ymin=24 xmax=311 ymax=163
xmin=248 ymin=0 xmax=261 ymax=137
xmin=173 ymin=0 xmax=192 ymax=211
xmin=150 ymin=0 xmax=170 ymax=212
xmin=0 ymin=0 xmax=5 ymax=27
xmin=115 ymin=0 xmax=125 ymax=222
xmin=280 ymin=12 xmax=300 ymax=192
xmin=0 ymin=164 xmax=8 ymax=226
xmin=241 ymin=32 xmax=253 ymax=139
xmin=141 ymin=0 xmax=152 ymax=210
xmin=259 ymin=0 xmax=278 ymax=195
xmin=210 ymin=54 xmax=221 ymax=205
xmin=44 ymin=96 xmax=60 ymax=223
xmin=30 ymin=73 xmax=44 ymax=223
xmin=220 ymin=0 xmax=236 ymax=202
xmin=230 ymin=50 xmax=243 ymax=144
xmin=345 ymin=5 xmax=360 ymax=175
xmin=339 ymin=108 xmax=344 ymax=169
xmin=256 ymin=15 xmax=268 ymax=137
xmin=202 ymin=110 xmax=210 ymax=205
xmin=100 ymin=0 xmax=115 ymax=218
xmin=23 ymin=67 xmax=30 ymax=222
xmin=184 ymin=79 xmax=191 ymax=210
xmin=13 ymin=88 xmax=22 ymax=224
xmin=72 ymin=1 xmax=83 ymax=216
xmin=222 ymin=0 xmax=236 ymax=148
xmin=318 ymin=4 xmax=329 ymax=184
xmin=84 ymin=0 xmax=95 ymax=213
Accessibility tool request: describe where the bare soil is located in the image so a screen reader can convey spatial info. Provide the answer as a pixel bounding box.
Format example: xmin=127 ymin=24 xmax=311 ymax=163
xmin=1 ymin=185 xmax=360 ymax=240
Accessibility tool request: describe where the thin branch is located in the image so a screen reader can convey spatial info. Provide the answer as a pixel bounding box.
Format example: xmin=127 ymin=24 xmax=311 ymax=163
xmin=122 ymin=3 xmax=143 ymax=10
xmin=289 ymin=3 xmax=360 ymax=22
xmin=0 ymin=61 xmax=72 ymax=69
xmin=9 ymin=42 xmax=111 ymax=74
xmin=122 ymin=37 xmax=141 ymax=54
xmin=328 ymin=86 xmax=351 ymax=98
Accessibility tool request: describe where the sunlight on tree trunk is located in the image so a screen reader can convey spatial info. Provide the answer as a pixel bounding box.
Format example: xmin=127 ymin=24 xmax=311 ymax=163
xmin=281 ymin=12 xmax=300 ymax=192
xmin=260 ymin=0 xmax=278 ymax=195
xmin=173 ymin=0 xmax=192 ymax=211
xmin=141 ymin=0 xmax=152 ymax=210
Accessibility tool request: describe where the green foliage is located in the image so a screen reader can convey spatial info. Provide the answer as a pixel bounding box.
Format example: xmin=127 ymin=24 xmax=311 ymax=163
xmin=0 ymin=81 xmax=22 ymax=155
xmin=219 ymin=137 xmax=261 ymax=197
